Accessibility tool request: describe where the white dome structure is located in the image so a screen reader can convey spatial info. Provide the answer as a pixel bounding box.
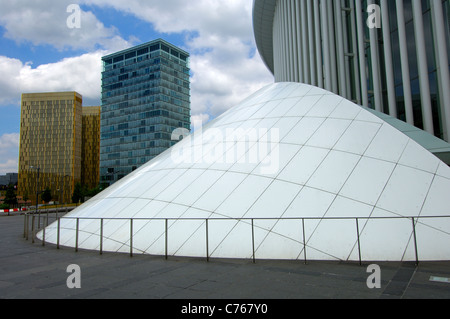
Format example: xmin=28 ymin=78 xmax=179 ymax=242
xmin=37 ymin=82 xmax=450 ymax=262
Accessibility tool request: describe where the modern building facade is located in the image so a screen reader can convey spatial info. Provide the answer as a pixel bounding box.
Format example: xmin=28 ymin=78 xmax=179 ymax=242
xmin=253 ymin=0 xmax=450 ymax=141
xmin=18 ymin=92 xmax=83 ymax=204
xmin=38 ymin=82 xmax=450 ymax=262
xmin=100 ymin=39 xmax=191 ymax=186
xmin=81 ymin=106 xmax=101 ymax=189
xmin=18 ymin=92 xmax=101 ymax=204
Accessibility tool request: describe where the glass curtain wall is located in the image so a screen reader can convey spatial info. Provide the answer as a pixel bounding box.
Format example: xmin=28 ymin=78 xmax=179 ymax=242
xmin=100 ymin=40 xmax=191 ymax=185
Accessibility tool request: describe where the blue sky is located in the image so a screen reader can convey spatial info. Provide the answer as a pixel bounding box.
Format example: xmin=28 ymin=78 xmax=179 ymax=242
xmin=0 ymin=0 xmax=273 ymax=174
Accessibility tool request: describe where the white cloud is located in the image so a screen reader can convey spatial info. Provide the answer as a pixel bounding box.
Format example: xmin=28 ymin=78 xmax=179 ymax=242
xmin=81 ymin=0 xmax=254 ymax=39
xmin=0 ymin=159 xmax=18 ymax=175
xmin=0 ymin=0 xmax=135 ymax=51
xmin=0 ymin=133 xmax=19 ymax=174
xmin=0 ymin=52 xmax=105 ymax=106
xmin=20 ymin=51 xmax=105 ymax=103
xmin=191 ymin=113 xmax=211 ymax=129
xmin=0 ymin=56 xmax=24 ymax=105
xmin=189 ymin=37 xmax=272 ymax=117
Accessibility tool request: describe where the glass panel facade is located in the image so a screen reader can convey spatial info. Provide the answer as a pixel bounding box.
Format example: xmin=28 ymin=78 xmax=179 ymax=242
xmin=100 ymin=39 xmax=191 ymax=185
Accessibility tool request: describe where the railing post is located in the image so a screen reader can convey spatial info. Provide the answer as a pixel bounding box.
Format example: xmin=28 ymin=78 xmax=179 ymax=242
xmin=23 ymin=213 xmax=27 ymax=238
xmin=25 ymin=213 xmax=29 ymax=240
xmin=251 ymin=219 xmax=255 ymax=264
xmin=57 ymin=217 xmax=60 ymax=249
xmin=302 ymin=218 xmax=307 ymax=265
xmin=42 ymin=216 xmax=46 ymax=247
xmin=75 ymin=218 xmax=79 ymax=252
xmin=206 ymin=219 xmax=209 ymax=262
xmin=27 ymin=213 xmax=31 ymax=241
xmin=130 ymin=218 xmax=133 ymax=258
xmin=27 ymin=213 xmax=30 ymax=240
xmin=31 ymin=214 xmax=35 ymax=244
xmin=165 ymin=219 xmax=168 ymax=260
xmin=100 ymin=218 xmax=103 ymax=255
xmin=412 ymin=217 xmax=419 ymax=265
xmin=356 ymin=218 xmax=362 ymax=266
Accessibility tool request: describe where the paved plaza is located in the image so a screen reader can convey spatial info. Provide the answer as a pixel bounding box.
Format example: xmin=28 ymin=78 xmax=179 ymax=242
xmin=1 ymin=214 xmax=449 ymax=300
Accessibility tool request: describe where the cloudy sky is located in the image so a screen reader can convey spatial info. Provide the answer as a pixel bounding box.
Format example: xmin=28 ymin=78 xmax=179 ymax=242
xmin=0 ymin=0 xmax=273 ymax=174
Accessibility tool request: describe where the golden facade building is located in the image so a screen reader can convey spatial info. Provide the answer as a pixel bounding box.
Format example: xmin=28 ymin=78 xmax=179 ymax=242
xmin=18 ymin=92 xmax=100 ymax=204
xmin=81 ymin=106 xmax=101 ymax=189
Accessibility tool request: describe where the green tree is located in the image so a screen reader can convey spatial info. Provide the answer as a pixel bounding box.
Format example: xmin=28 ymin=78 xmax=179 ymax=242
xmin=72 ymin=183 xmax=84 ymax=204
xmin=4 ymin=184 xmax=17 ymax=208
xmin=23 ymin=191 xmax=29 ymax=204
xmin=41 ymin=187 xmax=52 ymax=204
xmin=86 ymin=185 xmax=102 ymax=198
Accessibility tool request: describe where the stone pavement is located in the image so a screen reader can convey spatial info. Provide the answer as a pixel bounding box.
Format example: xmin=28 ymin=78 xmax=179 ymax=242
xmin=1 ymin=214 xmax=449 ymax=301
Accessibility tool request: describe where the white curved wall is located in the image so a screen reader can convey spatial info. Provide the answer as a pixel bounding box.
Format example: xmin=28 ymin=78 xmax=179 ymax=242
xmin=38 ymin=83 xmax=450 ymax=262
xmin=255 ymin=0 xmax=450 ymax=141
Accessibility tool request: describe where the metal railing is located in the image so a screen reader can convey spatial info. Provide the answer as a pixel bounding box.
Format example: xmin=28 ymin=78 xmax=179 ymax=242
xmin=24 ymin=213 xmax=450 ymax=265
xmin=23 ymin=207 xmax=75 ymax=242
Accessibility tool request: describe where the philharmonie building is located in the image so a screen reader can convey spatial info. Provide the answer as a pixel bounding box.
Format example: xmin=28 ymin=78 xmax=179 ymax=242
xmin=38 ymin=0 xmax=450 ymax=262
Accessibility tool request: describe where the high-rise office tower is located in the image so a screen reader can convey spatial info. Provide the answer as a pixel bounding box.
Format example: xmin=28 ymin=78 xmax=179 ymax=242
xmin=81 ymin=106 xmax=101 ymax=190
xmin=18 ymin=92 xmax=83 ymax=204
xmin=18 ymin=92 xmax=101 ymax=204
xmin=100 ymin=39 xmax=191 ymax=185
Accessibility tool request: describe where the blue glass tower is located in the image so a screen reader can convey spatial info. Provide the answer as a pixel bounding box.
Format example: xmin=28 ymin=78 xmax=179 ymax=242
xmin=100 ymin=39 xmax=190 ymax=185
